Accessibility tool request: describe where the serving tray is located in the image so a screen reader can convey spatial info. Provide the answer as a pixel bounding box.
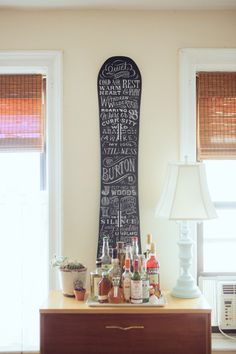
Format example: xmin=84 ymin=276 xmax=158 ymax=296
xmin=87 ymin=296 xmax=166 ymax=307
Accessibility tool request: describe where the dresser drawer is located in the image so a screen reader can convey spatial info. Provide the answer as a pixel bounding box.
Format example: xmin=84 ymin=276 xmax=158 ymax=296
xmin=40 ymin=312 xmax=210 ymax=354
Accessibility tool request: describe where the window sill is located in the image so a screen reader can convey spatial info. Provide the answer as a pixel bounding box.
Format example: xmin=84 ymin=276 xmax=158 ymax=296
xmin=212 ymin=333 xmax=236 ymax=352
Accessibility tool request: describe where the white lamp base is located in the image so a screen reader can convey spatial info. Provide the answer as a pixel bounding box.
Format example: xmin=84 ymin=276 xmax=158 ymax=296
xmin=172 ymin=275 xmax=201 ymax=298
xmin=171 ymin=221 xmax=202 ymax=299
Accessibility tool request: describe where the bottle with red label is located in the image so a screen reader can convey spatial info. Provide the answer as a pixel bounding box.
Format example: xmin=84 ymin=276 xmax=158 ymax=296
xmin=146 ymin=242 xmax=161 ymax=298
xmin=131 ymin=259 xmax=142 ymax=304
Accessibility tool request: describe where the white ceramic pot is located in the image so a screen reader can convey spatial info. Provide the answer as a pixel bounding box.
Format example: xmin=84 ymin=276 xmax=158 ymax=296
xmin=59 ymin=268 xmax=87 ymax=296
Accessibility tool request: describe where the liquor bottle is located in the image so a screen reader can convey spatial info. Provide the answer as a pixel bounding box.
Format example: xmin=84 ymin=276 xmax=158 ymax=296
xmin=108 ymin=248 xmax=122 ymax=283
xmin=131 ymin=236 xmax=139 ymax=271
xmin=90 ymin=259 xmax=102 ymax=301
xmin=98 ymin=272 xmax=112 ymax=303
xmin=146 ymin=242 xmax=161 ymax=297
xmin=117 ymin=241 xmax=125 ymax=270
xmin=139 ymin=255 xmax=150 ymax=303
xmin=108 ymin=277 xmax=125 ymax=304
xmin=131 ymin=259 xmax=142 ymax=304
xmin=149 ymin=285 xmax=160 ymax=304
xmin=144 ymin=233 xmax=152 ymax=259
xmin=125 ymin=244 xmax=132 ymax=261
xmin=101 ymin=236 xmax=111 ymax=272
xmin=122 ymin=258 xmax=132 ymax=303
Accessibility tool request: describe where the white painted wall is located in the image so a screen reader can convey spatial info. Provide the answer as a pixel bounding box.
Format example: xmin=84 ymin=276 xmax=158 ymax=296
xmin=0 ymin=9 xmax=235 ymax=290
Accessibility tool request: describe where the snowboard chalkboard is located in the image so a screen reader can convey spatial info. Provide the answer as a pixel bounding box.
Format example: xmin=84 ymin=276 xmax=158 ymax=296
xmin=97 ymin=56 xmax=142 ymax=257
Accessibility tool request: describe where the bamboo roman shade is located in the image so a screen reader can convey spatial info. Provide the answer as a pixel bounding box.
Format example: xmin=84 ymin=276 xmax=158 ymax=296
xmin=197 ymin=72 xmax=236 ymax=160
xmin=0 ymin=74 xmax=44 ymax=152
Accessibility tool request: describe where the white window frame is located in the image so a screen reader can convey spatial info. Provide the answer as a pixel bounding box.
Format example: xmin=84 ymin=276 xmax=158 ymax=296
xmin=179 ymin=48 xmax=236 ymax=279
xmin=0 ymin=50 xmax=63 ymax=289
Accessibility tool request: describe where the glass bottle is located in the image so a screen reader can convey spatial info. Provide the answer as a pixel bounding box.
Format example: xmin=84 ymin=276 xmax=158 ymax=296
xmin=131 ymin=236 xmax=139 ymax=271
xmin=108 ymin=277 xmax=125 ymax=304
xmin=131 ymin=259 xmax=142 ymax=304
xmin=98 ymin=272 xmax=112 ymax=303
xmin=149 ymin=285 xmax=159 ymax=304
xmin=125 ymin=244 xmax=132 ymax=261
xmin=101 ymin=236 xmax=111 ymax=272
xmin=108 ymin=248 xmax=122 ymax=283
xmin=122 ymin=258 xmax=132 ymax=303
xmin=90 ymin=259 xmax=102 ymax=301
xmin=139 ymin=255 xmax=150 ymax=303
xmin=117 ymin=241 xmax=125 ymax=270
xmin=146 ymin=242 xmax=161 ymax=298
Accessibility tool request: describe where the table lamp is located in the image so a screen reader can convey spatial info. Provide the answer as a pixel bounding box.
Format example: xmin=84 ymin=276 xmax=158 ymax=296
xmin=156 ymin=159 xmax=217 ymax=298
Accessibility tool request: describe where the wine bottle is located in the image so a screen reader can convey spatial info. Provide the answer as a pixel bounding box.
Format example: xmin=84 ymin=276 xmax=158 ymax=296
xmin=140 ymin=255 xmax=150 ymax=303
xmin=101 ymin=236 xmax=111 ymax=272
xmin=90 ymin=259 xmax=102 ymax=301
xmin=131 ymin=236 xmax=139 ymax=271
xmin=146 ymin=242 xmax=161 ymax=297
xmin=108 ymin=248 xmax=122 ymax=284
xmin=131 ymin=259 xmax=142 ymax=304
xmin=122 ymin=258 xmax=132 ymax=303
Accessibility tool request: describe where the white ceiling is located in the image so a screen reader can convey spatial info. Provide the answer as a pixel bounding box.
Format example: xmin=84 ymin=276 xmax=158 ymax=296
xmin=1 ymin=0 xmax=236 ymax=10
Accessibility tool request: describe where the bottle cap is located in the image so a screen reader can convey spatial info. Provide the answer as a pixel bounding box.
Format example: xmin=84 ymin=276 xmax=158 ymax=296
xmin=147 ymin=233 xmax=152 ymax=244
xmin=117 ymin=241 xmax=124 ymax=249
xmin=150 ymin=242 xmax=156 ymax=254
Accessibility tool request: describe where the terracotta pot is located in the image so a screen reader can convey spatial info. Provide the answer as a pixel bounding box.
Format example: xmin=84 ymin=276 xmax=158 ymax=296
xmin=74 ymin=289 xmax=86 ymax=301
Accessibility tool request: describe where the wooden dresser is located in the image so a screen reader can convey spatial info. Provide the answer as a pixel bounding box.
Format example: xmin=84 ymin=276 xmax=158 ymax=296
xmin=40 ymin=291 xmax=211 ymax=354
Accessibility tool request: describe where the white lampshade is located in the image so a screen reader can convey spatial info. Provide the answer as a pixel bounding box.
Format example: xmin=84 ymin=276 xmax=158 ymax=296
xmin=156 ymin=161 xmax=217 ymax=220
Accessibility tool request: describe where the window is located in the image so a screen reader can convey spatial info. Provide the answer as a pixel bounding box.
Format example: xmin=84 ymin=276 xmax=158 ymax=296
xmin=196 ymin=71 xmax=236 ymax=276
xmin=0 ymin=51 xmax=62 ymax=353
xmin=180 ymin=48 xmax=236 ymax=327
xmin=0 ymin=74 xmax=47 ymax=351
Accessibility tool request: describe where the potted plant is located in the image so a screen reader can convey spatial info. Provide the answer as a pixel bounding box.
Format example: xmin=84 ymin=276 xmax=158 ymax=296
xmin=73 ymin=280 xmax=86 ymax=301
xmin=51 ymin=256 xmax=87 ymax=297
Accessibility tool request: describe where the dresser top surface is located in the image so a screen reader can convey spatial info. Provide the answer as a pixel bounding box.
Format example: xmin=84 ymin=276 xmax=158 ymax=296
xmin=40 ymin=290 xmax=211 ymax=314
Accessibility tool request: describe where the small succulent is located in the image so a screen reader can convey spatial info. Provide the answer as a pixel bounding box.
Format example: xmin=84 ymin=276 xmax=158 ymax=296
xmin=74 ymin=279 xmax=85 ymax=291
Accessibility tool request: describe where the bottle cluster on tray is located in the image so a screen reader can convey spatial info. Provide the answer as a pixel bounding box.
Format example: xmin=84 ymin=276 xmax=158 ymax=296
xmin=90 ymin=234 xmax=161 ymax=304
